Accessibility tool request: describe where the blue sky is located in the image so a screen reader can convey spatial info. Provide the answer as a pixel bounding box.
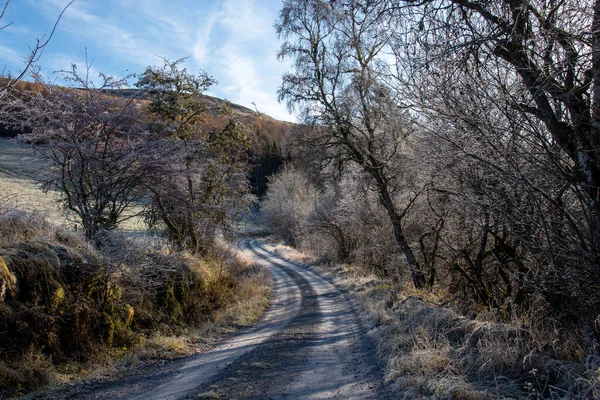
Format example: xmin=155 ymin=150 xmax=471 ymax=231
xmin=0 ymin=0 xmax=295 ymax=121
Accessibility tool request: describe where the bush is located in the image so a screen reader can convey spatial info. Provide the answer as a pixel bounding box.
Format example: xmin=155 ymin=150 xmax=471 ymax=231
xmin=0 ymin=211 xmax=271 ymax=398
xmin=261 ymin=167 xmax=318 ymax=245
xmin=0 ymin=211 xmax=105 ymax=362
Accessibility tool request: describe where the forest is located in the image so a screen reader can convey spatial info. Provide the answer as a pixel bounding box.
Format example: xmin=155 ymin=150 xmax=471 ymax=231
xmin=269 ymin=0 xmax=600 ymax=327
xmin=260 ymin=0 xmax=600 ymax=397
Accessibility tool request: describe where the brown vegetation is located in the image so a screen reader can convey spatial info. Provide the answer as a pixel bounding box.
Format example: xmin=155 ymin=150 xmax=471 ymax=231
xmin=0 ymin=209 xmax=271 ymax=398
xmin=263 ymin=240 xmax=600 ymax=399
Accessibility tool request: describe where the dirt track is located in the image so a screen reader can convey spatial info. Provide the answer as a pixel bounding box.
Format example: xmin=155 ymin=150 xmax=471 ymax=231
xmin=30 ymin=240 xmax=390 ymax=399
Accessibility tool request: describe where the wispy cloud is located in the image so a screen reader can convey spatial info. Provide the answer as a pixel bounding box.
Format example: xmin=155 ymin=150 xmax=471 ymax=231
xmin=0 ymin=44 xmax=25 ymax=67
xmin=36 ymin=0 xmax=160 ymax=68
xmin=192 ymin=13 xmax=218 ymax=66
xmin=206 ymin=0 xmax=293 ymax=120
xmin=9 ymin=0 xmax=294 ymax=121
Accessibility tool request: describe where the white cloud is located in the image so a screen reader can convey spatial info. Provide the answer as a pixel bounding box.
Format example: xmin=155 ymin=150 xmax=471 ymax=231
xmin=202 ymin=0 xmax=294 ymax=121
xmin=2 ymin=24 xmax=35 ymax=38
xmin=71 ymin=12 xmax=156 ymax=66
xmin=0 ymin=44 xmax=25 ymax=67
xmin=212 ymin=42 xmax=291 ymax=121
xmin=17 ymin=0 xmax=295 ymax=121
xmin=220 ymin=0 xmax=273 ymax=41
xmin=33 ymin=0 xmax=164 ymax=69
xmin=192 ymin=13 xmax=218 ymax=66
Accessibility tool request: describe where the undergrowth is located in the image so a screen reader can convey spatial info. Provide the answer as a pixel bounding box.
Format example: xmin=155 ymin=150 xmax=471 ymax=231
xmin=0 ymin=210 xmax=272 ymax=399
xmin=262 ymin=239 xmax=600 ymax=399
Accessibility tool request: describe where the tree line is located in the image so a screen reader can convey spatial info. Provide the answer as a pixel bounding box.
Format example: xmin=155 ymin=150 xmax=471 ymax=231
xmin=263 ymin=0 xmax=600 ymax=338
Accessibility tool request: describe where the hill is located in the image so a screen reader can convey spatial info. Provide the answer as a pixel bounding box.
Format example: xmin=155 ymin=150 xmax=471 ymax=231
xmin=0 ymin=79 xmax=297 ymax=196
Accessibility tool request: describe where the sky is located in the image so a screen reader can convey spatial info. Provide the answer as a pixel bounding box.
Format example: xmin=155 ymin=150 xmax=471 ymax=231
xmin=0 ymin=0 xmax=295 ymax=122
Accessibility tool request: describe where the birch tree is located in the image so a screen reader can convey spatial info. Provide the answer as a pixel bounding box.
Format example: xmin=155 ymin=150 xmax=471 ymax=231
xmin=277 ymin=0 xmax=434 ymax=288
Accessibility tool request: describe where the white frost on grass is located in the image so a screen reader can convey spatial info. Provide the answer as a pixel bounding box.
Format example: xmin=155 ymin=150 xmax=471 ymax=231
xmin=0 ymin=138 xmax=145 ymax=232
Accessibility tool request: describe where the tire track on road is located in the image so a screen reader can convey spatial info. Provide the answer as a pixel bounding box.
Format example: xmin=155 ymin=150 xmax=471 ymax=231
xmin=186 ymin=241 xmax=323 ymax=399
xmin=37 ymin=239 xmax=389 ymax=399
xmin=124 ymin=240 xmax=305 ymax=400
xmin=241 ymin=241 xmax=389 ymax=400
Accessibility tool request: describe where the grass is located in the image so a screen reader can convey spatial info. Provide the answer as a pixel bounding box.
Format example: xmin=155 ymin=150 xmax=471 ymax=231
xmin=0 ymin=138 xmax=47 ymax=177
xmin=0 ymin=138 xmax=67 ymax=225
xmin=0 ymin=140 xmax=273 ymax=398
xmin=0 ymin=137 xmax=146 ymax=232
xmin=0 ymin=212 xmax=273 ymax=399
xmin=260 ymin=238 xmax=600 ymax=399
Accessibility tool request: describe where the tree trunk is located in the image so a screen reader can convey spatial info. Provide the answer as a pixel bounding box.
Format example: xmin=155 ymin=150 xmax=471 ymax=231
xmin=376 ymin=179 xmax=427 ymax=289
xmin=592 ymin=0 xmax=600 ymax=211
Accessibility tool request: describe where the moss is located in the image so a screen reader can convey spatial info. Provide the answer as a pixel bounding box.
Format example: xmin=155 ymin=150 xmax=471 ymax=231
xmin=51 ymin=286 xmax=65 ymax=313
xmin=124 ymin=304 xmax=135 ymax=326
xmin=161 ymin=280 xmax=184 ymax=322
xmin=103 ymin=312 xmax=117 ymax=347
xmin=0 ymin=256 xmax=17 ymax=301
xmin=0 ymin=214 xmax=272 ymax=397
xmin=0 ymin=241 xmax=64 ymax=306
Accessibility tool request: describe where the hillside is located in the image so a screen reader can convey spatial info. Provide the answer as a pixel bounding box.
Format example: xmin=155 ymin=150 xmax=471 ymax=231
xmin=0 ymin=79 xmax=297 ymax=196
xmin=0 ymin=80 xmax=276 ymax=398
xmin=0 ymin=79 xmax=293 ymax=142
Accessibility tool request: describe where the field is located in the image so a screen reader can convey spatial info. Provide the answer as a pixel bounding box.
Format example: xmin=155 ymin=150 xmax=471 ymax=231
xmin=0 ymin=138 xmax=70 ymax=224
xmin=0 ymin=137 xmax=145 ymax=231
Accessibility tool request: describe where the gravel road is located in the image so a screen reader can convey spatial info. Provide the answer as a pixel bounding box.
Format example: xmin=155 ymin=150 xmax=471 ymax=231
xmin=35 ymin=239 xmax=390 ymax=399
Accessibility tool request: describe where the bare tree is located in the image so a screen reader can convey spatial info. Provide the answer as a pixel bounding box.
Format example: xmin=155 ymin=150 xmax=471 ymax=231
xmin=0 ymin=0 xmax=74 ymax=97
xmin=276 ymin=0 xmax=433 ymax=287
xmin=262 ymin=166 xmax=318 ymax=245
xmin=389 ymin=0 xmax=600 ymax=314
xmin=308 ymin=189 xmax=359 ymax=262
xmin=393 ymin=0 xmax=600 ymax=227
xmin=2 ymin=65 xmax=154 ymax=240
xmin=276 ymin=0 xmax=600 ymax=321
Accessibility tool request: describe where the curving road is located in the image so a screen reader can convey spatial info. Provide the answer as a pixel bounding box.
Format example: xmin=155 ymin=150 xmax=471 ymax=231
xmin=50 ymin=240 xmax=389 ymax=399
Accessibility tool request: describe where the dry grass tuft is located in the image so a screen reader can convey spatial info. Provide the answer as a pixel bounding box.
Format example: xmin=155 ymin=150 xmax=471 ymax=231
xmin=134 ymin=334 xmax=196 ymax=360
xmin=263 ymin=238 xmax=600 ymax=399
xmin=0 ymin=349 xmax=56 ymax=398
xmin=197 ymin=391 xmax=223 ymax=399
xmin=0 ymin=212 xmax=272 ymax=398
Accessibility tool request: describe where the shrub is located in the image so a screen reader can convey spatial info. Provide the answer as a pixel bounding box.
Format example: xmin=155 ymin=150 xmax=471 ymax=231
xmin=261 ymin=167 xmax=318 ymax=245
xmin=0 ymin=211 xmax=271 ymax=397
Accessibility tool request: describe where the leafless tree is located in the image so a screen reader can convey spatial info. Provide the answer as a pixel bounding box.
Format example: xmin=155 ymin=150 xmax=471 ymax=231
xmin=262 ymin=166 xmax=318 ymax=245
xmin=276 ymin=0 xmax=600 ymax=322
xmin=392 ymin=0 xmax=600 ymax=227
xmin=276 ymin=0 xmax=434 ymax=288
xmin=0 ymin=0 xmax=74 ymax=97
xmin=2 ymin=65 xmax=155 ymax=240
xmin=388 ymin=0 xmax=600 ymax=314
